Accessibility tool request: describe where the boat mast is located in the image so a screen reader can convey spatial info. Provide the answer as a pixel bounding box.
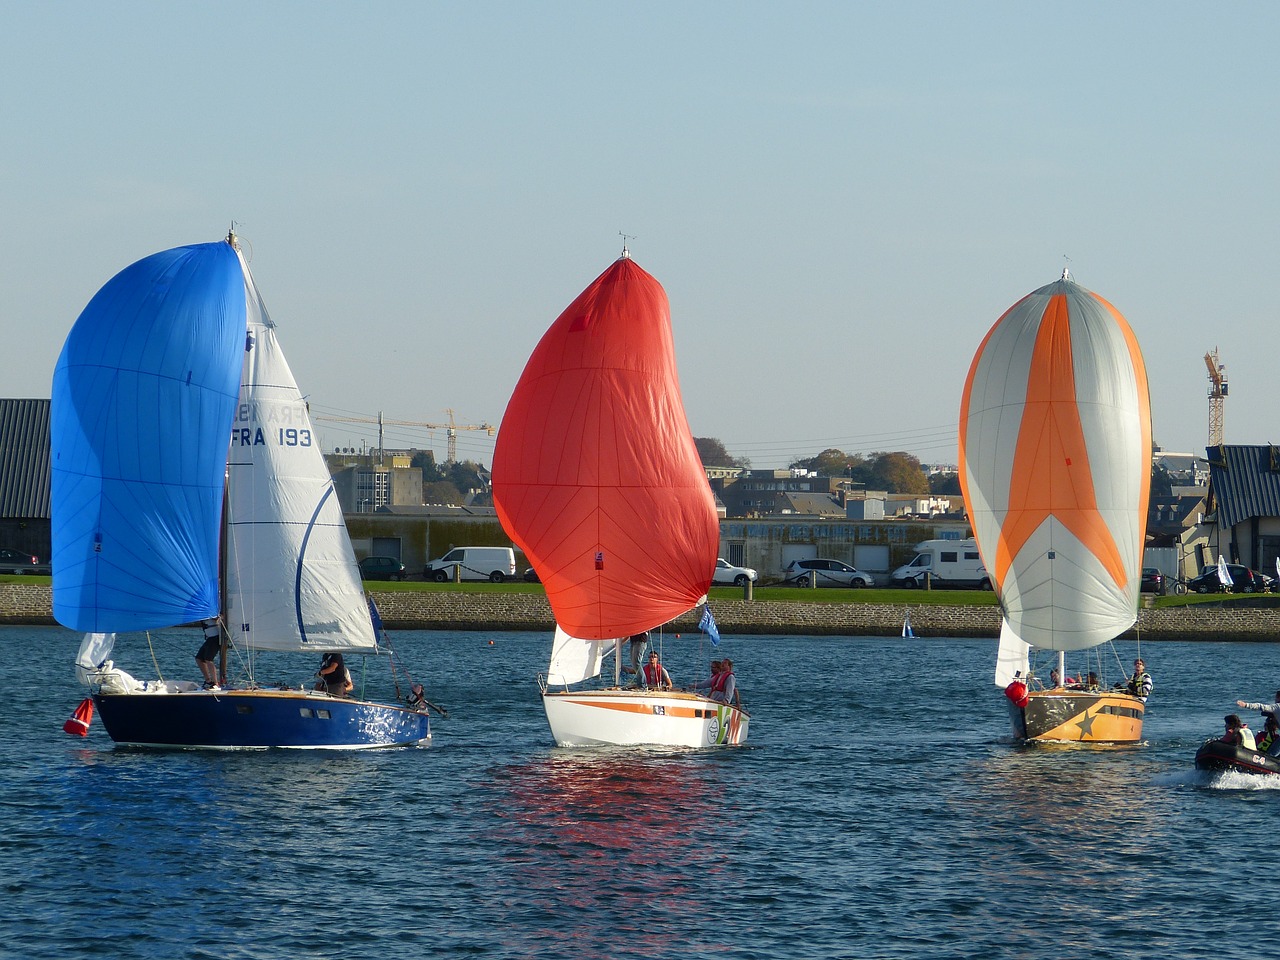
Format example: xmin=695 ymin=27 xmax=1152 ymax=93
xmin=217 ymin=225 xmax=239 ymax=686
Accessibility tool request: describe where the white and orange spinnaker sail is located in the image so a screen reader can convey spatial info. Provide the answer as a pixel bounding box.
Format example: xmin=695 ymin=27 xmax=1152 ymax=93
xmin=960 ymin=270 xmax=1152 ymax=664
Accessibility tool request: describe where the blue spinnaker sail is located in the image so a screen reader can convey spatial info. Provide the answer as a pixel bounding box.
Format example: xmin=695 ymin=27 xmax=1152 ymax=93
xmin=51 ymin=241 xmax=246 ymax=632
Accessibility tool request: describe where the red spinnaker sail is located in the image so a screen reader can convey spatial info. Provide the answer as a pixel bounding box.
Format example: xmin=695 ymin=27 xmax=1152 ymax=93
xmin=492 ymin=256 xmax=718 ymax=640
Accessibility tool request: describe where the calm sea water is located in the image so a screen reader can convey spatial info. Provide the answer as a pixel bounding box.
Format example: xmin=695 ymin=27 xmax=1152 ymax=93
xmin=4 ymin=624 xmax=1280 ymax=960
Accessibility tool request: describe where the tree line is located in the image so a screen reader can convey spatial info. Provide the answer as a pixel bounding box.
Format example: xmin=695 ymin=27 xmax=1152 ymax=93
xmin=694 ymin=438 xmax=960 ymax=495
xmin=413 ymin=437 xmax=972 ymax=507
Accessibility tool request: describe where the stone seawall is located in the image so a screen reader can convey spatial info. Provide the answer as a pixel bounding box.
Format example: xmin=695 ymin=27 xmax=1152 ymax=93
xmin=6 ymin=582 xmax=1280 ymax=640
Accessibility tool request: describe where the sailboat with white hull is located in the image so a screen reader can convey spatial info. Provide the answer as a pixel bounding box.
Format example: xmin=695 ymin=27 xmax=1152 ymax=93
xmin=960 ymin=270 xmax=1152 ymax=744
xmin=492 ymin=249 xmax=748 ymax=748
xmin=53 ymin=232 xmax=430 ymax=749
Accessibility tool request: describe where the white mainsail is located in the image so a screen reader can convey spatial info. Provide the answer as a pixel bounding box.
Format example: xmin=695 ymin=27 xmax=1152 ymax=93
xmin=223 ymin=250 xmax=377 ymax=654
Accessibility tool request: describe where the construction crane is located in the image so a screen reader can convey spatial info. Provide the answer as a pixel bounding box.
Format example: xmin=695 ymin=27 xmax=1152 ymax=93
xmin=315 ymin=409 xmax=495 ymax=463
xmin=1204 ymin=348 xmax=1228 ymax=447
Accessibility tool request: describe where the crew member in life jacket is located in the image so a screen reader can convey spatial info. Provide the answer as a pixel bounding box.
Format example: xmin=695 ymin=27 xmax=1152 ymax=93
xmin=642 ymin=651 xmax=672 ymax=690
xmin=1222 ymin=714 xmax=1257 ymax=750
xmin=691 ymin=660 xmax=742 ymax=706
xmin=1258 ymin=715 xmax=1280 ymax=754
xmin=1126 ymin=659 xmax=1153 ymax=701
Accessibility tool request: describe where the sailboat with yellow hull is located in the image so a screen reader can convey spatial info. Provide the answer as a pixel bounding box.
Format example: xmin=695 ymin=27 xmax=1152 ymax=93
xmin=960 ymin=270 xmax=1152 ymax=744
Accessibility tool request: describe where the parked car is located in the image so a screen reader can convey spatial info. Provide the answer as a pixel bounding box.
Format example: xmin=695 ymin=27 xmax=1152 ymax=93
xmin=1187 ymin=564 xmax=1271 ymax=594
xmin=523 ymin=566 xmax=541 ymax=583
xmin=1139 ymin=568 xmax=1165 ymax=594
xmin=0 ymin=548 xmax=49 ymax=575
xmin=712 ymin=558 xmax=757 ymax=587
xmin=783 ymin=558 xmax=875 ymax=588
xmin=359 ymin=556 xmax=406 ymax=581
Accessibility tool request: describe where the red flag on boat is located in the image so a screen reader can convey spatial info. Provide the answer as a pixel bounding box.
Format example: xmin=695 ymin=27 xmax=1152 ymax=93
xmin=63 ymin=698 xmax=94 ymax=736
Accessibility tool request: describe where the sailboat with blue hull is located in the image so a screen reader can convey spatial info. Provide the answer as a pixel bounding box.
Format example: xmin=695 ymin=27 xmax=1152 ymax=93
xmin=53 ymin=232 xmax=430 ymax=749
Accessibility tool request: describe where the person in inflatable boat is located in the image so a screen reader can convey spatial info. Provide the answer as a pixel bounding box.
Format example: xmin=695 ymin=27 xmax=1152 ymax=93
xmin=1222 ymin=714 xmax=1257 ymax=750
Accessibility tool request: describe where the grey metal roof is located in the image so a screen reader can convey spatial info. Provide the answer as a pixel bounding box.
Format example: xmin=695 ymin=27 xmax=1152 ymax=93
xmin=1205 ymin=444 xmax=1280 ymax=528
xmin=0 ymin=399 xmax=50 ymax=519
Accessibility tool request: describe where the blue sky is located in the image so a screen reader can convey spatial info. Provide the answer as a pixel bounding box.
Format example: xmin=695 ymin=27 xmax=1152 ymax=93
xmin=3 ymin=2 xmax=1276 ymax=469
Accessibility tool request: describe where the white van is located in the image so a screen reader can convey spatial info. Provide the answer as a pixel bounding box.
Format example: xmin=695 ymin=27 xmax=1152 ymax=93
xmin=424 ymin=546 xmax=517 ymax=583
xmin=891 ymin=538 xmax=991 ymax=589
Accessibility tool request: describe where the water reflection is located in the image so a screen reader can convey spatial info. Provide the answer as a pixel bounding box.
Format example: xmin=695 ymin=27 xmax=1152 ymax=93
xmin=487 ymin=750 xmax=726 ymax=957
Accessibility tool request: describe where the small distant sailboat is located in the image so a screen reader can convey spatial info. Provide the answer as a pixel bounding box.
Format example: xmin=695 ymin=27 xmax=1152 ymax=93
xmin=960 ymin=269 xmax=1152 ymax=743
xmin=52 ymin=232 xmax=431 ymax=748
xmin=492 ymin=248 xmax=748 ymax=747
xmin=901 ymin=611 xmax=915 ymax=638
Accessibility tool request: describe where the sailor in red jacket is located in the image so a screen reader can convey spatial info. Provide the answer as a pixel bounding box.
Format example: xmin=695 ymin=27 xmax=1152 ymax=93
xmin=642 ymin=651 xmax=672 ymax=690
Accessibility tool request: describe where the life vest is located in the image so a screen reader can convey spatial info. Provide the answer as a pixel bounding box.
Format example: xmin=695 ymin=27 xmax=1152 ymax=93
xmin=1128 ymin=671 xmax=1152 ymax=697
xmin=643 ymin=662 xmax=667 ymax=687
xmin=711 ymin=670 xmax=732 ymax=695
xmin=1228 ymin=726 xmax=1258 ymax=750
xmin=1258 ymin=730 xmax=1277 ymax=752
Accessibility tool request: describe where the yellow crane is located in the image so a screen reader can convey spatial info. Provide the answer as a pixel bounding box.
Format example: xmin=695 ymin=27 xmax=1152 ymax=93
xmin=1204 ymin=348 xmax=1227 ymax=447
xmin=315 ymin=409 xmax=495 ymax=463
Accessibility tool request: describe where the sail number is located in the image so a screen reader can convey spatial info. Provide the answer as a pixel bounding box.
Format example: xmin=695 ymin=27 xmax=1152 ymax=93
xmin=232 ymin=427 xmax=313 ymax=447
xmin=278 ymin=428 xmax=312 ymax=447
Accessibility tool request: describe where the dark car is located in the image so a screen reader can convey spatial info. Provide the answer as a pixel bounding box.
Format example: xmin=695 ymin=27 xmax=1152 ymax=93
xmin=1140 ymin=567 xmax=1165 ymax=594
xmin=0 ymin=548 xmax=49 ymax=575
xmin=523 ymin=567 xmax=541 ymax=583
xmin=359 ymin=556 xmax=407 ymax=581
xmin=1187 ymin=563 xmax=1270 ymax=594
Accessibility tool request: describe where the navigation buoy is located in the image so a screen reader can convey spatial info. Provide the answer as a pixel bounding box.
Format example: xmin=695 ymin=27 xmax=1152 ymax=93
xmin=63 ymin=698 xmax=94 ymax=736
xmin=1004 ymin=680 xmax=1029 ymax=709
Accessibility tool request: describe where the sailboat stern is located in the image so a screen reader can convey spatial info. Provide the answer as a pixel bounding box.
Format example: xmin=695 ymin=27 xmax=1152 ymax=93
xmin=543 ymin=689 xmax=748 ymax=748
xmin=1011 ymin=690 xmax=1144 ymax=744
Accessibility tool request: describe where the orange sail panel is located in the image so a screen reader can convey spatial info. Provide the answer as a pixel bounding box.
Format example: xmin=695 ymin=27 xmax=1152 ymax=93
xmin=491 ymin=256 xmax=718 ymax=640
xmin=959 ymin=275 xmax=1152 ymax=651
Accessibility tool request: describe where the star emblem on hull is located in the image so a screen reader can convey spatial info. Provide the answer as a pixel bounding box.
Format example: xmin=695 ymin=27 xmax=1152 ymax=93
xmin=1075 ymin=709 xmax=1096 ymax=738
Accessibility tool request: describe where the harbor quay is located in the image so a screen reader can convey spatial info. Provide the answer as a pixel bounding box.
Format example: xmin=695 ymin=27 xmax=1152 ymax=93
xmin=3 ymin=582 xmax=1279 ymax=641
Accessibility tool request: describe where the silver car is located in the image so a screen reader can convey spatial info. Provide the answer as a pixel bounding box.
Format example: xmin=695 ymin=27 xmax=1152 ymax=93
xmin=784 ymin=558 xmax=876 ymax=588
